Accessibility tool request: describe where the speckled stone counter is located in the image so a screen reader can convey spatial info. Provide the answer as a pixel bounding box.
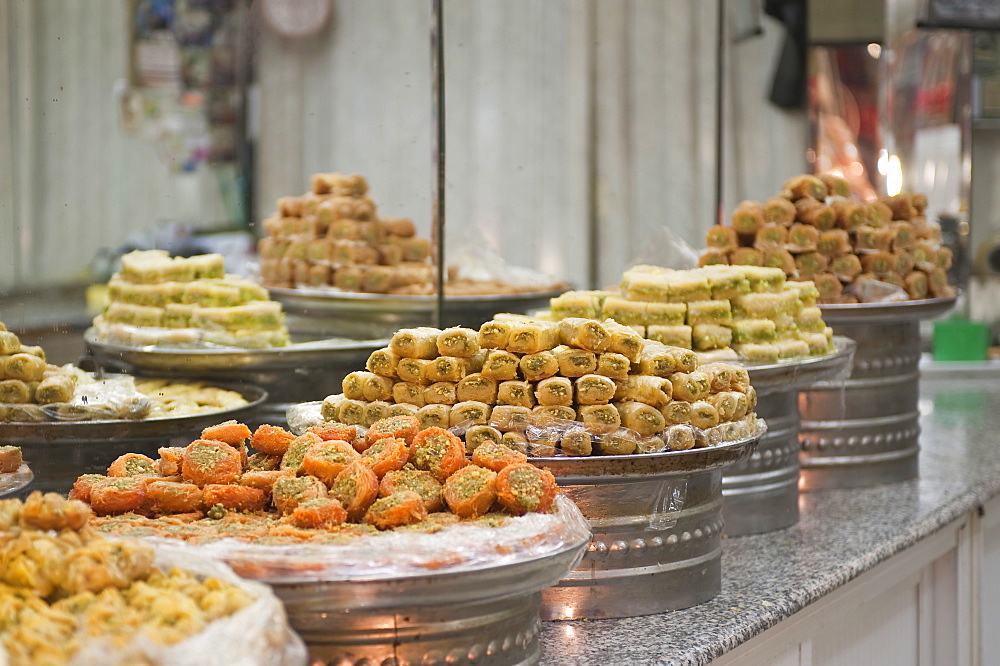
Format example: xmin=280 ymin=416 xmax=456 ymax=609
xmin=540 ymin=375 xmax=1000 ymax=665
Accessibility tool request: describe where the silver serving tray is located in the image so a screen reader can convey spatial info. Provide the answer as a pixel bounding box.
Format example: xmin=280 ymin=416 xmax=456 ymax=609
xmin=743 ymin=336 xmax=857 ymax=391
xmin=0 ymin=380 xmax=267 ymax=444
xmin=84 ymin=327 xmax=386 ymax=374
xmin=819 ymin=294 xmax=957 ymax=325
xmin=531 ymin=424 xmax=765 ymax=482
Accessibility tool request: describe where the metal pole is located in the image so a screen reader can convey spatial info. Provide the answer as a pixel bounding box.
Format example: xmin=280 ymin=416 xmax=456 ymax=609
xmin=715 ymin=0 xmax=725 ymax=225
xmin=431 ymin=0 xmax=446 ymax=328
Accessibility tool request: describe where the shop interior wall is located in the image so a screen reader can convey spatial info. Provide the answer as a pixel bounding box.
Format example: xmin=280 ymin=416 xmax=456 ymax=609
xmin=3 ymin=0 xmax=808 ymax=293
xmin=0 ymin=0 xmax=228 ymax=292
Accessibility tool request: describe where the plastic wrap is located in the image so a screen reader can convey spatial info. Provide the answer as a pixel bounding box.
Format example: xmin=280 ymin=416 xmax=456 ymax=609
xmin=0 ymin=375 xmax=152 ymax=423
xmin=0 ymin=548 xmax=307 ymax=666
xmin=92 ymin=322 xmax=289 ymax=350
xmin=0 ymin=464 xmax=32 ymax=497
xmin=845 ymin=277 xmax=910 ymax=303
xmin=122 ymin=495 xmax=590 ymax=584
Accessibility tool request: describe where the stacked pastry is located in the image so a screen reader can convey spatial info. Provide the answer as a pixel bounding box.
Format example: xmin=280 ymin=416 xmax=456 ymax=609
xmin=94 ymin=250 xmax=290 ymax=348
xmin=699 ymin=174 xmax=955 ymax=303
xmin=321 ymin=320 xmax=760 ymax=455
xmin=0 ymin=320 xmax=79 ymax=420
xmin=257 ymin=172 xmax=434 ymax=294
xmin=0 ymin=493 xmax=257 ymax=665
xmin=548 ymin=265 xmax=833 ymax=362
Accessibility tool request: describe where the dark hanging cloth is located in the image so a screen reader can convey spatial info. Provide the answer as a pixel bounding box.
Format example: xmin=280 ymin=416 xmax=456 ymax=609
xmin=765 ymin=0 xmax=807 ymax=109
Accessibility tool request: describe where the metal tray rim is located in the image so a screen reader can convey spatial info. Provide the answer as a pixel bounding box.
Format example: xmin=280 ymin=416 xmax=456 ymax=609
xmin=743 ymin=336 xmax=856 ymax=388
xmin=818 ymin=294 xmax=957 ymax=324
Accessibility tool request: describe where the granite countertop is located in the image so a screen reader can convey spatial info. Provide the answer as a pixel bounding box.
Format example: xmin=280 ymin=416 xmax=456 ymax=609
xmin=540 ymin=375 xmax=1000 ymax=665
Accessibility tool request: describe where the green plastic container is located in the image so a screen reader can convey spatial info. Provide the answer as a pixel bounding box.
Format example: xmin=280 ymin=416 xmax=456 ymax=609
xmin=933 ymin=317 xmax=991 ymax=361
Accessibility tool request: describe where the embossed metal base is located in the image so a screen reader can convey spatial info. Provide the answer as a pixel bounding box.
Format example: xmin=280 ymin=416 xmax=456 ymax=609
xmin=799 ymin=301 xmax=951 ymax=490
xmin=535 ymin=431 xmax=761 ymax=620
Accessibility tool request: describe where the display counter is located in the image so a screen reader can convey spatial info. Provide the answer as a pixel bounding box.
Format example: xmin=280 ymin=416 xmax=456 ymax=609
xmin=541 ymin=372 xmax=1000 ymax=664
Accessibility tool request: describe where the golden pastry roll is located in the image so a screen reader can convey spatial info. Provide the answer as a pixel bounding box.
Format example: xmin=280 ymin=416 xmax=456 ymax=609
xmin=506 ymin=320 xmax=560 ymax=354
xmin=450 ymin=400 xmax=493 ymax=427
xmin=816 ymin=229 xmax=851 ymax=257
xmin=731 ymin=200 xmax=765 ymax=235
xmin=812 ymin=272 xmax=843 ymax=301
xmin=425 ymin=356 xmax=470 ymax=383
xmin=575 ymin=374 xmax=617 ymax=405
xmin=904 ymin=270 xmax=929 ymax=299
xmin=333 ymin=265 xmax=364 ymax=291
xmin=366 ymin=347 xmax=400 ymax=378
xmin=34 ymin=374 xmax=75 ymax=405
xmin=668 ymin=371 xmax=711 ymax=402
xmin=917 ymin=222 xmax=943 ymax=243
xmin=557 ymin=318 xmax=611 ymax=352
xmin=534 ymin=376 xmax=573 ymax=407
xmin=783 ymin=174 xmax=827 ymax=200
xmin=396 ymin=358 xmax=432 ymax=384
xmin=496 ymin=380 xmax=536 ymax=408
xmin=0 ymin=379 xmax=30 ymax=404
xmin=524 ymin=427 xmax=559 ymax=457
xmin=664 ymin=424 xmax=697 ymax=451
xmin=863 ymin=200 xmax=892 ymax=228
xmin=364 ymin=401 xmax=392 ymax=426
xmin=880 ymin=193 xmax=917 ymax=220
xmin=533 ymin=405 xmax=576 ymax=421
xmin=327 ymin=218 xmax=360 ymax=240
xmin=860 ymin=252 xmax=896 ymax=277
xmin=390 ymin=327 xmax=440 ymax=360
xmin=306 ymin=238 xmax=329 ymax=263
xmin=399 ymin=237 xmax=432 ymax=262
xmin=17 ymin=345 xmax=44 ymax=360
xmin=831 ymin=199 xmax=866 ymax=232
xmin=554 ymin=345 xmax=597 ymax=377
xmin=614 ymin=375 xmax=672 ymax=407
xmin=519 ymin=350 xmax=560 ymax=382
xmin=465 ymin=424 xmax=504 ymax=452
xmin=686 ymin=300 xmax=732 ymax=326
xmin=762 ymin=249 xmax=796 ymax=276
xmin=376 ymin=244 xmax=403 ymax=266
xmin=594 ymin=352 xmax=631 ymax=380
xmin=490 ymin=405 xmax=532 ymax=432
xmin=416 ymin=403 xmax=451 ymax=428
xmin=927 ymin=268 xmax=952 ymax=297
xmin=819 ymin=173 xmax=850 ymax=198
xmin=894 ymin=251 xmax=916 ymax=276
xmin=829 ymin=254 xmax=862 ymax=282
xmin=387 ymin=402 xmax=420 ymax=418
xmin=732 ymin=342 xmax=780 ymax=363
xmin=935 ymin=246 xmax=954 ymax=271
xmin=308 ymin=264 xmax=332 ymax=287
xmin=338 ymin=399 xmax=368 ymax=426
xmin=467 ymin=349 xmax=489 ymax=373
xmin=912 ymin=192 xmax=928 ymax=212
xmin=632 ymin=434 xmax=664 ymax=453
xmin=362 ymin=374 xmax=396 ymax=402
xmin=763 ymin=196 xmax=796 ymax=225
xmin=660 ymin=399 xmax=693 ymax=425
xmin=911 ymin=240 xmax=938 ymax=271
xmin=478 ymin=320 xmax=512 ymax=349
xmin=560 ymin=429 xmax=594 ymax=457
xmin=341 ymin=371 xmax=370 ymax=400
xmin=707 ymin=391 xmax=742 ymax=422
xmin=730 ymin=247 xmax=764 ymax=267
xmin=392 ymin=381 xmax=427 ymax=406
xmin=890 ymin=221 xmax=917 ymax=251
xmin=706 ymin=225 xmax=738 ymax=252
xmin=754 ymin=224 xmax=789 ymax=251
xmin=786 ymin=223 xmax=820 ymax=253
xmin=597 ymin=430 xmax=639 ymax=455
xmin=481 ymin=350 xmax=521 ymax=381
xmin=700 ymin=362 xmax=735 ymax=392
xmin=3 ymin=353 xmax=46 ymax=382
xmin=362 ymin=266 xmax=395 ymax=293
xmin=502 ymin=430 xmax=529 ymax=454
xmin=601 ymin=320 xmax=644 ymax=362
xmin=795 ymin=197 xmax=836 ymax=230
xmin=380 ymin=216 xmax=416 ymax=237
xmin=647 ymin=324 xmax=693 ymax=349
xmin=456 ymin=372 xmax=499 ymax=403
xmin=575 ymin=404 xmax=619 ymax=432
xmin=616 ymin=401 xmax=666 ymax=437
xmin=637 ymin=342 xmax=697 ymax=376
xmin=278 ymin=195 xmax=305 ymax=217
xmin=321 ymin=393 xmax=345 ymax=420
xmin=424 ymin=382 xmax=458 ymax=405
xmin=436 ymin=327 xmax=480 ymax=357
xmin=699 ymin=250 xmax=730 ymax=267
xmin=855 ymin=226 xmax=893 ymax=252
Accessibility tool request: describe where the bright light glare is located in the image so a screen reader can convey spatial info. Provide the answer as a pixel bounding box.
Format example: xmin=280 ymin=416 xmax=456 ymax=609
xmin=867 ymin=43 xmax=882 ymax=59
xmin=877 ymin=149 xmax=889 ymax=175
xmin=886 ymin=155 xmax=903 ymax=196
